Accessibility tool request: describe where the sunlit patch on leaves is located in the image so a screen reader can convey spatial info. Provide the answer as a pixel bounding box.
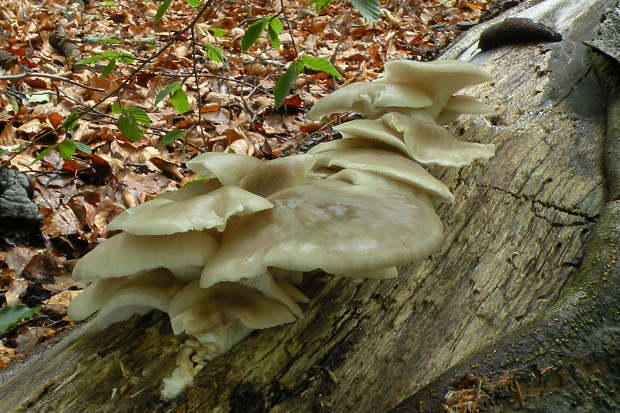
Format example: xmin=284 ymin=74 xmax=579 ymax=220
xmin=0 ymin=305 xmax=42 ymax=333
xmin=274 ymin=57 xmax=342 ymax=108
xmin=155 ymin=82 xmax=190 ymax=114
xmin=161 ymin=129 xmax=189 ymax=145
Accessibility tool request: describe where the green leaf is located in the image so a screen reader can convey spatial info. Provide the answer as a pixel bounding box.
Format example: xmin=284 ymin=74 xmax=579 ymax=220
xmin=101 ymin=38 xmax=120 ymax=44
xmin=299 ymin=56 xmax=343 ymax=78
xmin=59 ymin=139 xmax=77 ymax=158
xmin=186 ymin=0 xmax=200 ymax=6
xmin=350 ymin=0 xmax=380 ymax=22
xmin=170 ymin=88 xmax=190 ymax=114
xmin=77 ymin=55 xmax=109 ymax=65
xmin=118 ymin=53 xmax=135 ymax=64
xmin=31 ymin=144 xmax=58 ymax=164
xmin=154 ymin=0 xmax=171 ymax=23
xmin=0 ymin=305 xmax=42 ymax=333
xmin=267 ymin=18 xmax=283 ymax=50
xmin=62 ymin=112 xmax=81 ymax=131
xmin=205 ymin=44 xmax=229 ymax=69
xmin=274 ymin=61 xmax=305 ymax=108
xmin=101 ymin=58 xmax=116 ymax=78
xmin=111 ymin=103 xmax=122 ymax=114
xmin=155 ymin=82 xmax=182 ymax=105
xmin=124 ymin=107 xmax=151 ymax=126
xmin=304 ymin=0 xmax=333 ymax=13
xmin=208 ymin=27 xmax=228 ymax=37
xmin=74 ymin=141 xmax=92 ymax=155
xmin=161 ymin=129 xmax=189 ymax=145
xmin=98 ymin=1 xmax=116 ymax=6
xmin=118 ymin=111 xmax=144 ymax=141
xmin=242 ymin=19 xmax=267 ymax=52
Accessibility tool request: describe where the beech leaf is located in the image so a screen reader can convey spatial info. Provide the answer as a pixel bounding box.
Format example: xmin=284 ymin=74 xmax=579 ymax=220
xmin=0 ymin=305 xmax=42 ymax=333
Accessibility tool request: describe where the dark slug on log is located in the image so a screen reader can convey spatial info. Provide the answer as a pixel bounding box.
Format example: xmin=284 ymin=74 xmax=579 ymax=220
xmin=479 ymin=17 xmax=562 ymax=51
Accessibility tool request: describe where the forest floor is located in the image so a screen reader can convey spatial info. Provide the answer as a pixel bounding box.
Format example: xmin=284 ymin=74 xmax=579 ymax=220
xmin=0 ymin=0 xmax=497 ymax=367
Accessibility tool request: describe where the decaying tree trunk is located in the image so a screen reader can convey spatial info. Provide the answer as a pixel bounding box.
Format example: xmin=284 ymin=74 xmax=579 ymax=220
xmin=1 ymin=0 xmax=617 ymax=411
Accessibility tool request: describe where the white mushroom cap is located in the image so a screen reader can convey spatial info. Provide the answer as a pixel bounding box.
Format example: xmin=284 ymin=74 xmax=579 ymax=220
xmin=168 ymin=281 xmax=299 ymax=336
xmin=68 ymin=269 xmax=180 ymax=323
xmin=185 ymin=152 xmax=263 ymax=185
xmin=325 ymin=169 xmax=434 ymax=206
xmin=314 ymin=148 xmax=454 ymax=203
xmin=332 ymin=120 xmax=414 ymax=158
xmin=307 ymin=82 xmax=432 ymax=120
xmin=376 ymin=60 xmax=494 ymax=113
xmin=238 ymin=271 xmax=306 ymax=317
xmin=108 ymin=185 xmax=273 ymax=235
xmin=200 ymin=183 xmax=444 ymax=288
xmin=72 ymin=231 xmax=219 ymax=281
xmin=239 ymin=154 xmax=319 ymax=197
xmin=380 ymin=112 xmax=496 ymax=167
xmin=307 ymin=137 xmax=390 ymax=155
xmin=436 ymin=95 xmax=494 ymax=125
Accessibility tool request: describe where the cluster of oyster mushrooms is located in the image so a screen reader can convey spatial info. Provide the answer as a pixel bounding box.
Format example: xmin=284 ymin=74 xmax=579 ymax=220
xmin=68 ymin=60 xmax=495 ymax=398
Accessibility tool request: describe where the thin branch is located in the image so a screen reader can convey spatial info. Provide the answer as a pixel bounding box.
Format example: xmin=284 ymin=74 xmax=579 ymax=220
xmin=0 ymin=72 xmax=106 ymax=92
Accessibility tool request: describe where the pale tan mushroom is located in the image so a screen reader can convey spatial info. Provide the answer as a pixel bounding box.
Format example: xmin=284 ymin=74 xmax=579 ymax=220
xmin=108 ymin=185 xmax=273 ymax=235
xmin=72 ymin=231 xmax=219 ymax=282
xmin=200 ymin=183 xmax=444 ymax=288
xmin=185 ymin=152 xmax=263 ymax=185
xmin=307 ymin=82 xmax=432 ymax=120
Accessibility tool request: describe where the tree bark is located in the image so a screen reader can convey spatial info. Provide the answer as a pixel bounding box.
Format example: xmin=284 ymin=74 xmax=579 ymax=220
xmin=0 ymin=0 xmax=617 ymax=412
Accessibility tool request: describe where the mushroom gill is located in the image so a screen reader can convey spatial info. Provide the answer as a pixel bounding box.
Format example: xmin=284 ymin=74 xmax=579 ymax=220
xmin=67 ymin=59 xmax=496 ymax=399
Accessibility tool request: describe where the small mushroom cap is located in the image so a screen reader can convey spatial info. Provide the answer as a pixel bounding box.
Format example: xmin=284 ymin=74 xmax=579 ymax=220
xmin=200 ymin=183 xmax=444 ymax=288
xmin=375 ymin=60 xmax=494 ymax=119
xmin=332 ymin=120 xmax=414 ymax=158
xmin=436 ymin=95 xmax=494 ymax=125
xmin=380 ymin=112 xmax=496 ymax=167
xmin=169 ymin=281 xmax=299 ymax=336
xmin=68 ymin=269 xmax=180 ymax=323
xmin=307 ymin=82 xmax=432 ymax=120
xmin=185 ymin=152 xmax=263 ymax=185
xmin=72 ymin=231 xmax=219 ymax=281
xmin=238 ymin=271 xmax=306 ymax=317
xmin=108 ymin=179 xmax=224 ymax=232
xmin=326 ymin=169 xmax=434 ymax=207
xmin=108 ymin=185 xmax=273 ymax=235
xmin=314 ymin=148 xmax=454 ymax=203
xmin=239 ymin=154 xmax=319 ymax=197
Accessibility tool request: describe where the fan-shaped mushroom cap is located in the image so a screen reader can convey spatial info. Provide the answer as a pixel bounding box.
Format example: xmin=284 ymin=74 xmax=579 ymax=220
xmin=199 ymin=183 xmax=444 ymax=288
xmin=332 ymin=120 xmax=414 ymax=158
xmin=238 ymin=271 xmax=306 ymax=317
xmin=307 ymin=138 xmax=386 ymax=155
xmin=380 ymin=112 xmax=496 ymax=167
xmin=436 ymin=95 xmax=494 ymax=125
xmin=307 ymin=82 xmax=432 ymax=120
xmin=157 ymin=179 xmax=222 ymax=201
xmin=375 ymin=60 xmax=494 ymax=120
xmin=239 ymin=154 xmax=319 ymax=197
xmin=326 ymin=169 xmax=434 ymax=206
xmin=72 ymin=231 xmax=219 ymax=281
xmin=185 ymin=152 xmax=263 ymax=185
xmin=108 ymin=185 xmax=272 ymax=235
xmin=314 ymin=148 xmax=454 ymax=202
xmin=68 ymin=269 xmax=180 ymax=321
xmin=169 ymin=281 xmax=299 ymax=337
